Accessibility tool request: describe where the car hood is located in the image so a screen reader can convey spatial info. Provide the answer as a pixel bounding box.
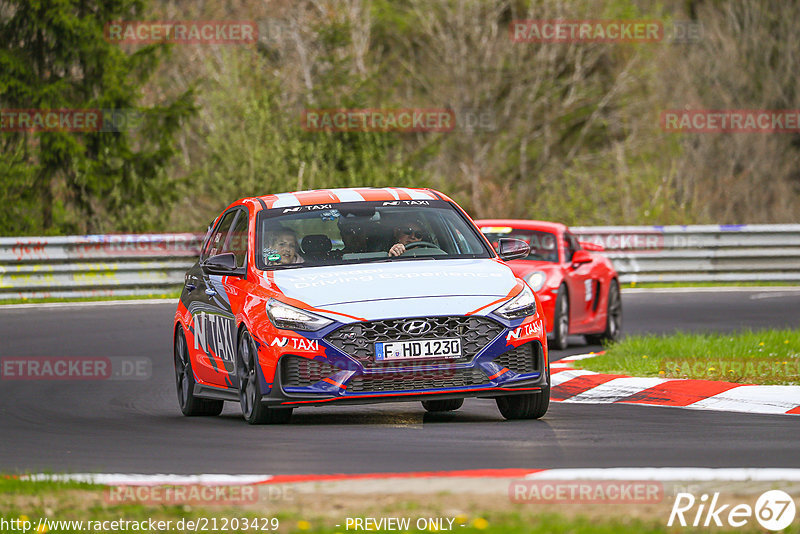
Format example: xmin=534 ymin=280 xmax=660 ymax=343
xmin=270 ymin=258 xmax=518 ymax=317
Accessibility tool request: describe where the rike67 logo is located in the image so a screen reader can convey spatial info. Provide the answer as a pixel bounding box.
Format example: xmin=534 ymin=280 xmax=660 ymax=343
xmin=668 ymin=490 xmax=796 ymax=531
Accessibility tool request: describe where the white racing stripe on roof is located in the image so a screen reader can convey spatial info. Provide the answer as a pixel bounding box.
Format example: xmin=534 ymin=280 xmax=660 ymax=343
xmin=333 ymin=189 xmax=366 ymax=203
xmin=387 ymin=188 xmax=400 ymax=200
xmin=524 ymin=468 xmax=800 ymax=481
xmin=403 ymin=188 xmax=437 ymax=200
xmin=271 ymin=193 xmax=300 ymax=208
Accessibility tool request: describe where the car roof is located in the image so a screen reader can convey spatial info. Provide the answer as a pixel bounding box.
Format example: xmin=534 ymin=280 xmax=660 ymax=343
xmin=246 ymin=187 xmax=446 ymax=209
xmin=474 ymin=219 xmax=567 ymax=233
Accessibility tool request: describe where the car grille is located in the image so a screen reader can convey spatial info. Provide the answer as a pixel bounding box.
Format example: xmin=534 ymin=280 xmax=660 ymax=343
xmin=281 ymin=355 xmax=340 ymax=388
xmin=493 ymin=342 xmax=542 ymax=374
xmin=346 ymin=368 xmax=488 ymax=393
xmin=325 ymin=316 xmax=504 ymax=369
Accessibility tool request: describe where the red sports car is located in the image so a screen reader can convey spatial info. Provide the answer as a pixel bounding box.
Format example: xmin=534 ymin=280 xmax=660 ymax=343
xmin=475 ymin=220 xmax=621 ymax=350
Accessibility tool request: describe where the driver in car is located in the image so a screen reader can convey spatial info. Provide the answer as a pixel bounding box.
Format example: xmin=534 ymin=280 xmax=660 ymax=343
xmin=388 ymin=220 xmax=428 ymax=257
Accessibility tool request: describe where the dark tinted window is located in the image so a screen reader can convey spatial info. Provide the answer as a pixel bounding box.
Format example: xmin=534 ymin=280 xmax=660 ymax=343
xmin=564 ymin=233 xmax=579 ymax=262
xmin=225 ymin=210 xmax=249 ymax=268
xmin=203 ymin=210 xmax=237 ymax=261
xmin=479 ymin=227 xmax=558 ymax=262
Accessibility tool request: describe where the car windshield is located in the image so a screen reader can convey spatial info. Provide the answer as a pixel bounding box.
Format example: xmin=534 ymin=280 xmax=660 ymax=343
xmin=256 ymin=200 xmax=493 ymax=269
xmin=480 ymin=227 xmax=559 ymax=263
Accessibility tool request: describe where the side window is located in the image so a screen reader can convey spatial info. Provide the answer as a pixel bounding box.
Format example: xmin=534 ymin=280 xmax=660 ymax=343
xmin=202 ymin=210 xmax=237 ymax=261
xmin=225 ymin=210 xmax=249 ymax=268
xmin=199 ymin=220 xmax=216 ymax=259
xmin=563 ymin=233 xmax=579 ymax=262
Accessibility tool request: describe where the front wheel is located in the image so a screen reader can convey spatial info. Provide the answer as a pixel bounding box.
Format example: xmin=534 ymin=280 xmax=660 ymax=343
xmin=421 ymin=398 xmax=464 ymax=412
xmin=174 ymin=328 xmax=223 ymax=416
xmin=586 ymin=279 xmax=622 ymax=345
xmin=237 ymin=329 xmax=293 ymax=425
xmin=496 ymin=390 xmax=550 ymax=420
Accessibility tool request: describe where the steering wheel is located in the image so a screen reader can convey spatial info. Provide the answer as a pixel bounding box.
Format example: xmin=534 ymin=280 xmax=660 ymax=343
xmin=403 ymin=241 xmax=441 ymax=252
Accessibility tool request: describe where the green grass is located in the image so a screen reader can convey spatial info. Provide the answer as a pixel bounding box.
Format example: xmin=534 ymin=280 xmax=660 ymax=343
xmin=1 ymin=476 xmax=291 ymax=534
xmin=1 ymin=477 xmax=794 ymax=534
xmin=0 ymin=292 xmax=180 ymax=305
xmin=0 ymin=474 xmax=98 ymax=494
xmin=576 ymin=329 xmax=800 ymax=384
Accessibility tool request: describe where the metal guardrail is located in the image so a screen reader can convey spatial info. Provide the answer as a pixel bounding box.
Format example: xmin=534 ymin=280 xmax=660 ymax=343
xmin=0 ymin=234 xmax=202 ymax=300
xmin=1 ymin=225 xmax=799 ymax=300
xmin=571 ymin=224 xmax=800 ymax=284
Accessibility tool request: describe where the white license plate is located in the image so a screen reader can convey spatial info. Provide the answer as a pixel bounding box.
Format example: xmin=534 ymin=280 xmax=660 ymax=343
xmin=375 ymin=338 xmax=462 ymax=361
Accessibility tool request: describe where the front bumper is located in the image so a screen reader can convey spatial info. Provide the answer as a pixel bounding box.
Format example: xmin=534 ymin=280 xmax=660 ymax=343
xmin=262 ymin=340 xmax=549 ymax=408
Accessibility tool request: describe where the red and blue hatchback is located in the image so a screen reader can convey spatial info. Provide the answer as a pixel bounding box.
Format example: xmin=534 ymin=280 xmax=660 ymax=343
xmin=174 ymin=188 xmax=549 ymax=424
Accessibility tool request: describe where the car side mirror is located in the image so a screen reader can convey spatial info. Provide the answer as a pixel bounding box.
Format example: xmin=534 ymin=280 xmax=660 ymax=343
xmin=202 ymin=252 xmax=240 ymax=275
xmin=571 ymin=249 xmax=593 ymax=265
xmin=498 ymin=238 xmax=530 ymax=261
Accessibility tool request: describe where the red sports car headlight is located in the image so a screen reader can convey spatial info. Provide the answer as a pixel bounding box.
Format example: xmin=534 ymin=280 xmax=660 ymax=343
xmin=525 ymin=270 xmax=547 ymax=292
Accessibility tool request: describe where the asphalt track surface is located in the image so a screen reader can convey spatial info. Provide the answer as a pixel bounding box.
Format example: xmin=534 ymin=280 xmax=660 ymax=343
xmin=1 ymin=289 xmax=798 ymax=475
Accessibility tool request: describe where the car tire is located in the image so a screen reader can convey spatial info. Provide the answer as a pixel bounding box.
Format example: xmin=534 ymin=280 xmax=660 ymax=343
xmin=237 ymin=329 xmax=293 ymax=425
xmin=174 ymin=327 xmax=224 ymax=417
xmin=586 ymin=279 xmax=622 ymax=346
xmin=496 ymin=389 xmax=550 ymax=420
xmin=551 ymin=285 xmax=569 ymax=351
xmin=421 ymin=398 xmax=464 ymax=412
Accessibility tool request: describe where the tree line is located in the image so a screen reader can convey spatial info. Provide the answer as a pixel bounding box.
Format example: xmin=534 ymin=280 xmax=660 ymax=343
xmin=1 ymin=0 xmax=798 ymax=236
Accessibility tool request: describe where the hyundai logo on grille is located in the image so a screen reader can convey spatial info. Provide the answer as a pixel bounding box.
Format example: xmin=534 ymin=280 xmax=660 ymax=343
xmin=402 ymin=320 xmax=432 ymax=335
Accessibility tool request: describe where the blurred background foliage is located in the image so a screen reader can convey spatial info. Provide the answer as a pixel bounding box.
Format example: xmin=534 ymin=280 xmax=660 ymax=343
xmin=1 ymin=0 xmax=799 ymax=235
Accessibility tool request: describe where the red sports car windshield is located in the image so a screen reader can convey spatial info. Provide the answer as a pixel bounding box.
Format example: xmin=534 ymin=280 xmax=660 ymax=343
xmin=480 ymin=227 xmax=559 ymax=263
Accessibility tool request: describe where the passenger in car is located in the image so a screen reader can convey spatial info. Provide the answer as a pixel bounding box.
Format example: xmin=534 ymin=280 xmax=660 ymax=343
xmin=264 ymin=227 xmax=304 ymax=265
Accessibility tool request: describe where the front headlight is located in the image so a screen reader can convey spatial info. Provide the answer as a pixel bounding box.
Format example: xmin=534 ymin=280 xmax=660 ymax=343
xmin=494 ymin=285 xmax=538 ymax=320
xmin=266 ymin=299 xmax=333 ymax=331
xmin=525 ymin=271 xmax=547 ymax=292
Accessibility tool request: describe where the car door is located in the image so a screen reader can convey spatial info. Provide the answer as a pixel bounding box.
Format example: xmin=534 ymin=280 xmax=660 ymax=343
xmin=560 ymin=231 xmax=589 ymax=327
xmin=186 ymin=209 xmax=242 ymax=388
xmin=563 ymin=231 xmax=600 ymax=329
